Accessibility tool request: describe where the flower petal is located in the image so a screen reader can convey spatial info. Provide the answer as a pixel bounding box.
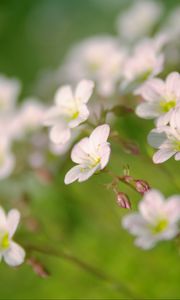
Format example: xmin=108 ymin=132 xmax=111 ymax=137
xmin=0 ymin=207 xmax=7 ymax=228
xmin=4 ymin=241 xmax=25 ymax=266
xmin=64 ymin=165 xmax=82 ymax=184
xmin=153 ymin=148 xmax=175 ymax=163
xmin=139 ymin=189 xmax=164 ymax=223
xmin=71 ymin=138 xmax=90 ymax=164
xmin=147 ymin=128 xmax=167 ymax=148
xmin=89 ymin=124 xmax=110 ymax=150
xmin=75 ymin=79 xmax=94 ymax=104
xmin=122 ymin=213 xmax=148 ymax=236
xmin=55 ymin=85 xmax=74 ymax=107
xmin=165 ymin=196 xmax=180 ymax=223
xmin=50 ymin=124 xmax=71 ymax=145
xmin=136 ymin=102 xmax=160 ymax=119
xmin=7 ymin=209 xmax=20 ymax=238
xmin=166 ymin=72 xmax=180 ymax=96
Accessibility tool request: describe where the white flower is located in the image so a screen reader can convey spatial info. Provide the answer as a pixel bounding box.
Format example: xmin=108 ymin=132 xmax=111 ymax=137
xmin=64 ymin=124 xmax=111 ymax=184
xmin=135 ymin=72 xmax=180 ymax=126
xmin=0 ymin=75 xmax=21 ymax=114
xmin=116 ymin=0 xmax=163 ymax=42
xmin=148 ymin=125 xmax=180 ymax=163
xmin=0 ymin=137 xmax=15 ymax=180
xmin=60 ymin=36 xmax=126 ymax=97
xmin=44 ymin=79 xmax=94 ymax=145
xmin=170 ymin=104 xmax=180 ymax=130
xmin=122 ymin=39 xmax=164 ymax=88
xmin=0 ymin=207 xmax=25 ymax=266
xmin=122 ymin=189 xmax=180 ymax=249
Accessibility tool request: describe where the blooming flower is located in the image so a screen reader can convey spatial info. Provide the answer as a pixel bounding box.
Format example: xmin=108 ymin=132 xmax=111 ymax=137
xmin=60 ymin=36 xmax=126 ymax=97
xmin=122 ymin=39 xmax=164 ymax=89
xmin=44 ymin=80 xmax=94 ymax=144
xmin=0 ymin=136 xmax=15 ymax=180
xmin=116 ymin=0 xmax=163 ymax=43
xmin=122 ymin=189 xmax=180 ymax=249
xmin=148 ymin=125 xmax=180 ymax=163
xmin=64 ymin=124 xmax=111 ymax=184
xmin=0 ymin=207 xmax=25 ymax=266
xmin=0 ymin=75 xmax=20 ymax=114
xmin=135 ymin=72 xmax=180 ymax=126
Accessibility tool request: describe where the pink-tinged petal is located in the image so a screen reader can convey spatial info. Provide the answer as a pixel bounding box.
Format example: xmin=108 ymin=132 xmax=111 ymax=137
xmin=153 ymin=149 xmax=175 ymax=163
xmin=135 ymin=236 xmax=156 ymax=250
xmin=122 ymin=213 xmax=148 ymax=236
xmin=166 ymin=72 xmax=180 ymax=95
xmin=55 ymin=85 xmax=74 ymax=107
xmin=135 ymin=78 xmax=164 ymax=102
xmin=170 ymin=106 xmax=180 ymax=129
xmin=7 ymin=209 xmax=20 ymax=238
xmin=136 ymin=102 xmax=160 ymax=119
xmin=4 ymin=241 xmax=25 ymax=266
xmin=71 ymin=138 xmax=90 ymax=164
xmin=156 ymin=110 xmax=173 ymax=127
xmin=139 ymin=189 xmax=164 ymax=223
xmin=89 ymin=124 xmax=110 ymax=150
xmin=0 ymin=207 xmax=7 ymax=228
xmin=50 ymin=124 xmax=71 ymax=145
xmin=75 ymin=80 xmax=94 ymax=104
xmin=160 ymin=225 xmax=179 ymax=240
xmin=43 ymin=106 xmax=62 ymax=126
xmin=64 ymin=165 xmax=82 ymax=184
xmin=165 ymin=196 xmax=180 ymax=223
xmin=175 ymin=152 xmax=180 ymax=160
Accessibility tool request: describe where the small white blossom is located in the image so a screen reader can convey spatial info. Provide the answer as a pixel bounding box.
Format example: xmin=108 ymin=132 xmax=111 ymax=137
xmin=148 ymin=125 xmax=180 ymax=163
xmin=0 ymin=207 xmax=25 ymax=266
xmin=135 ymin=72 xmax=180 ymax=126
xmin=44 ymin=80 xmax=94 ymax=145
xmin=170 ymin=104 xmax=180 ymax=130
xmin=60 ymin=36 xmax=126 ymax=97
xmin=122 ymin=39 xmax=164 ymax=89
xmin=0 ymin=137 xmax=15 ymax=180
xmin=122 ymin=189 xmax=180 ymax=249
xmin=0 ymin=75 xmax=20 ymax=114
xmin=64 ymin=124 xmax=111 ymax=184
xmin=116 ymin=0 xmax=163 ymax=43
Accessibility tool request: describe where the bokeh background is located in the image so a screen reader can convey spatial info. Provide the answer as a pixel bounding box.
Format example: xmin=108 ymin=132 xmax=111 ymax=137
xmin=0 ymin=0 xmax=180 ymax=298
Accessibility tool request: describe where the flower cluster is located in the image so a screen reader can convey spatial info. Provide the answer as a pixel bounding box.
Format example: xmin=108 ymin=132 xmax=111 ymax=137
xmin=1 ymin=0 xmax=180 ymax=273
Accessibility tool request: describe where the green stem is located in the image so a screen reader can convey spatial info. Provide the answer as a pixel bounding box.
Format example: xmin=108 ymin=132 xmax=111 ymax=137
xmin=26 ymin=244 xmax=140 ymax=299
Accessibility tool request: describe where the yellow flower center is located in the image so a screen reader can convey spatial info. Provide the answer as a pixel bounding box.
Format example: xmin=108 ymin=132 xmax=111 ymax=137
xmin=174 ymin=140 xmax=180 ymax=151
xmin=72 ymin=111 xmax=79 ymax=120
xmin=160 ymin=100 xmax=176 ymax=112
xmin=0 ymin=233 xmax=10 ymax=250
xmin=151 ymin=219 xmax=169 ymax=234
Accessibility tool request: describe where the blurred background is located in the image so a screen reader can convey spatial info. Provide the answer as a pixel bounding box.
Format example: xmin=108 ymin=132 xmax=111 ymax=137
xmin=0 ymin=0 xmax=180 ymax=298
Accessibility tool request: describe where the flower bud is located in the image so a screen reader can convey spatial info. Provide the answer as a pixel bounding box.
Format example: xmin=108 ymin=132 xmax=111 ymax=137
xmin=135 ymin=180 xmax=150 ymax=195
xmin=117 ymin=192 xmax=131 ymax=209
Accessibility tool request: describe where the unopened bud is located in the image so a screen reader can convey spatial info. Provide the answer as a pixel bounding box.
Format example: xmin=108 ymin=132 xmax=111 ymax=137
xmin=135 ymin=180 xmax=150 ymax=195
xmin=117 ymin=192 xmax=131 ymax=209
xmin=27 ymin=257 xmax=50 ymax=278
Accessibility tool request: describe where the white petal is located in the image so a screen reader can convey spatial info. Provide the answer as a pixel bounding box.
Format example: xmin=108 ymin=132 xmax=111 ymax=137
xmin=0 ymin=207 xmax=7 ymax=228
xmin=78 ymin=164 xmax=100 ymax=182
xmin=4 ymin=241 xmax=25 ymax=266
xmin=156 ymin=110 xmax=173 ymax=127
xmin=147 ymin=129 xmax=167 ymax=148
xmin=166 ymin=72 xmax=180 ymax=95
xmin=99 ymin=144 xmax=111 ymax=169
xmin=43 ymin=106 xmax=62 ymax=126
xmin=175 ymin=152 xmax=180 ymax=160
xmin=64 ymin=165 xmax=82 ymax=184
xmin=136 ymin=102 xmax=160 ymax=119
xmin=153 ymin=148 xmax=175 ymax=163
xmin=75 ymin=80 xmax=94 ymax=104
xmin=135 ymin=236 xmax=156 ymax=249
xmin=7 ymin=209 xmax=20 ymax=238
xmin=139 ymin=189 xmax=164 ymax=223
xmin=69 ymin=105 xmax=89 ymax=128
xmin=89 ymin=124 xmax=110 ymax=150
xmin=49 ymin=124 xmax=71 ymax=144
xmin=165 ymin=196 xmax=180 ymax=223
xmin=71 ymin=138 xmax=90 ymax=164
xmin=122 ymin=213 xmax=148 ymax=236
xmin=135 ymin=78 xmax=164 ymax=102
xmin=55 ymin=85 xmax=74 ymax=107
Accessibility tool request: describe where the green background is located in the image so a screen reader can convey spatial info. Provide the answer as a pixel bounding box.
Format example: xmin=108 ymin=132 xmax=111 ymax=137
xmin=0 ymin=0 xmax=180 ymax=299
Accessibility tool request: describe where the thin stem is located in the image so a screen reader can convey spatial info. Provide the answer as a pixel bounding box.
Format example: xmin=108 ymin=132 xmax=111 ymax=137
xmin=26 ymin=244 xmax=140 ymax=299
